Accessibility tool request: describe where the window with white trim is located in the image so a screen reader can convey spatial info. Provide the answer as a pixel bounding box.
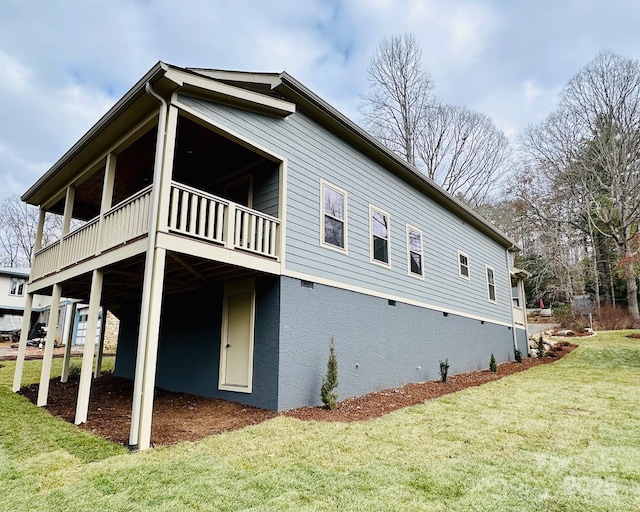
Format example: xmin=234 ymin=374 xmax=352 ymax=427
xmin=486 ymin=265 xmax=497 ymax=303
xmin=458 ymin=251 xmax=470 ymax=279
xmin=321 ymin=181 xmax=347 ymax=251
xmin=406 ymin=224 xmax=423 ymax=278
xmin=370 ymin=205 xmax=390 ymax=266
xmin=9 ymin=277 xmax=25 ymax=297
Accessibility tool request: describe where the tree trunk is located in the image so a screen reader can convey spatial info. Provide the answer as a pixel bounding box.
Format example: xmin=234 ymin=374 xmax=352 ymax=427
xmin=624 ymin=260 xmax=640 ymax=325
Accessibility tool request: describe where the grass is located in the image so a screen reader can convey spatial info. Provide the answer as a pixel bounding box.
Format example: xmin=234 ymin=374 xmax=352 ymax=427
xmin=1 ymin=334 xmax=640 ymax=511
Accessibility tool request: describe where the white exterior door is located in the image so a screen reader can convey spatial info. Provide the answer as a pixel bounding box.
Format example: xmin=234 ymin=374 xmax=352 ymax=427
xmin=219 ymin=280 xmax=255 ymax=393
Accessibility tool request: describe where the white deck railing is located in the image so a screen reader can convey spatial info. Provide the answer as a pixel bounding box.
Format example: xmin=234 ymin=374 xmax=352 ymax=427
xmin=31 ymin=182 xmax=279 ymax=281
xmin=168 ymin=182 xmax=280 ymax=259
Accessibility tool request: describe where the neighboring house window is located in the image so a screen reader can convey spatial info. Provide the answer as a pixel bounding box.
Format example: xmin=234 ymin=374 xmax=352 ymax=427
xmin=9 ymin=278 xmax=25 ymax=297
xmin=370 ymin=205 xmax=391 ymax=266
xmin=458 ymin=251 xmax=470 ymax=279
xmin=511 ymin=277 xmax=520 ymax=307
xmin=486 ymin=265 xmax=497 ymax=303
xmin=321 ymin=181 xmax=347 ymax=251
xmin=406 ymin=224 xmax=424 ymax=278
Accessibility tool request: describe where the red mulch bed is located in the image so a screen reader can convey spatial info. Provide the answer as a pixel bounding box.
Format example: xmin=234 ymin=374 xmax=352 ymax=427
xmin=19 ymin=344 xmax=576 ymax=447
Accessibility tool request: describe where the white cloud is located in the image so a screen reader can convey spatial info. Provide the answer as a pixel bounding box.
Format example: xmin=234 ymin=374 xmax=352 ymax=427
xmin=2 ymin=0 xmax=640 ymax=202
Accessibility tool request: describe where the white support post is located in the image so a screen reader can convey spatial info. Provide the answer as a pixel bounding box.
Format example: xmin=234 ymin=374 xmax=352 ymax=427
xmin=156 ymin=105 xmax=178 ymax=234
xmin=97 ymin=154 xmax=116 ymax=254
xmin=61 ymin=302 xmax=78 ymax=383
xmin=56 ymin=187 xmax=75 ymax=271
xmin=12 ymin=293 xmax=34 ymax=392
xmin=37 ymin=283 xmax=62 ymax=406
xmin=224 ymin=203 xmax=236 ymax=249
xmin=74 ymin=270 xmax=104 ymax=424
xmin=34 ymin=208 xmax=46 ymax=253
xmin=137 ymin=248 xmax=167 ymax=450
xmin=94 ymin=308 xmax=107 ymax=378
xmin=129 ymin=83 xmax=169 ymax=448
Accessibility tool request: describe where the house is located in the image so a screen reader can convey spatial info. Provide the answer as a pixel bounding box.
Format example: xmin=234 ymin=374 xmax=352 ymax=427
xmin=0 ymin=267 xmax=51 ymax=339
xmin=12 ymin=62 xmax=529 ymax=450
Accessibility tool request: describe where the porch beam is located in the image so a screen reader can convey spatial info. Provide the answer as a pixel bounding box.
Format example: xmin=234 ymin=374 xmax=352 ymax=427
xmin=75 ymin=269 xmax=104 ymax=424
xmin=12 ymin=293 xmax=34 ymax=392
xmin=37 ymin=283 xmax=62 ymax=406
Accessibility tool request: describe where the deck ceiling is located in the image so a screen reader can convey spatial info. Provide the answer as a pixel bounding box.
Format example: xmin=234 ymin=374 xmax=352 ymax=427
xmin=45 ymin=251 xmax=266 ymax=311
xmin=48 ymin=115 xmax=270 ymax=220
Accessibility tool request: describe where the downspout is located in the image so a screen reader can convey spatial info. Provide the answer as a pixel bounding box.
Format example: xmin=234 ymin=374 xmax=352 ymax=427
xmin=505 ymin=248 xmax=519 ymax=355
xmin=129 ymin=81 xmax=168 ymax=448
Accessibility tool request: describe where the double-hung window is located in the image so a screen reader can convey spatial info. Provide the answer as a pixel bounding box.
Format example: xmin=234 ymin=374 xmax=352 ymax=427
xmin=9 ymin=277 xmax=25 ymax=297
xmin=486 ymin=265 xmax=497 ymax=303
xmin=406 ymin=224 xmax=424 ymax=278
xmin=321 ymin=181 xmax=347 ymax=251
xmin=370 ymin=205 xmax=390 ymax=266
xmin=458 ymin=251 xmax=470 ymax=279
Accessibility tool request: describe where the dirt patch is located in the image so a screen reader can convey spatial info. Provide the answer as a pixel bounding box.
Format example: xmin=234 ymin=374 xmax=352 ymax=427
xmin=626 ymin=333 xmax=640 ymax=339
xmin=19 ymin=345 xmax=576 ymax=447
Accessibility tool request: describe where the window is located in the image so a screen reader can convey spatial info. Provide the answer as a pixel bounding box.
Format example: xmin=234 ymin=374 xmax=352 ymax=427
xmin=486 ymin=265 xmax=496 ymax=303
xmin=458 ymin=251 xmax=470 ymax=279
xmin=511 ymin=277 xmax=520 ymax=307
xmin=321 ymin=181 xmax=347 ymax=251
xmin=406 ymin=224 xmax=424 ymax=278
xmin=9 ymin=277 xmax=25 ymax=297
xmin=370 ymin=205 xmax=390 ymax=266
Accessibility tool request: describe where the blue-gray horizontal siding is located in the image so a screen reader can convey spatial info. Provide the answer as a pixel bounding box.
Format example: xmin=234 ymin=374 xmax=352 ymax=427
xmin=278 ymin=276 xmax=516 ymax=410
xmin=180 ymin=95 xmax=513 ymax=326
xmin=114 ymin=277 xmax=280 ymax=410
xmin=252 ymin=167 xmax=279 ymax=217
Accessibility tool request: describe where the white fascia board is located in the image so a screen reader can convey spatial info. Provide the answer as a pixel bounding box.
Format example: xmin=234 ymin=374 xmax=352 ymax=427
xmin=164 ymin=68 xmax=295 ymax=118
xmin=186 ymin=69 xmax=283 ymax=90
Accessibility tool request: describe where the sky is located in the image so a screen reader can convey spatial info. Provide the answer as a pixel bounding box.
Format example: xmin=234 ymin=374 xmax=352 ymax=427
xmin=1 ymin=0 xmax=640 ymax=201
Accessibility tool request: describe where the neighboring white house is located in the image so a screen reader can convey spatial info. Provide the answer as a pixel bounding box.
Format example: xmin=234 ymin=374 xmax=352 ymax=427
xmin=0 ymin=266 xmax=110 ymax=346
xmin=0 ymin=267 xmax=51 ymax=338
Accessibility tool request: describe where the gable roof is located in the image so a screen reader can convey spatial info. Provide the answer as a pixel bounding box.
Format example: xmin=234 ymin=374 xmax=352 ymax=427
xmin=22 ymin=62 xmax=518 ymax=251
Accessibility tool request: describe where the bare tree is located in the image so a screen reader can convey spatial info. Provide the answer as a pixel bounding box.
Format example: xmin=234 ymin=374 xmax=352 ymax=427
xmin=360 ymin=33 xmax=434 ymax=166
xmin=519 ymin=50 xmax=640 ymax=323
xmin=0 ymin=195 xmax=62 ymax=267
xmin=360 ymin=34 xmax=510 ymax=206
xmin=417 ymin=105 xmax=510 ymax=206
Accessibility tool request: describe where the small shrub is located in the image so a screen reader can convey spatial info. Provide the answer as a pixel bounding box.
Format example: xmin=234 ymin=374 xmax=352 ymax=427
xmin=321 ymin=337 xmax=338 ymax=410
xmin=439 ymin=359 xmax=450 ymax=383
xmin=489 ymin=353 xmax=497 ymax=372
xmin=593 ymin=304 xmax=634 ymax=330
xmin=537 ymin=336 xmax=546 ymax=359
xmin=68 ymin=362 xmax=82 ymax=379
xmin=514 ymin=349 xmax=522 ymax=363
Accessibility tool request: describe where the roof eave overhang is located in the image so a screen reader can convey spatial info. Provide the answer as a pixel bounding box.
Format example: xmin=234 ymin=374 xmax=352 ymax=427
xmin=22 ymin=64 xmax=295 ymax=207
xmin=22 ymin=62 xmax=172 ymax=205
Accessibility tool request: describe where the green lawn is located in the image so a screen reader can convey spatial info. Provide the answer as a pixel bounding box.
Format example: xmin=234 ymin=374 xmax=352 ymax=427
xmin=1 ymin=333 xmax=639 ymax=511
